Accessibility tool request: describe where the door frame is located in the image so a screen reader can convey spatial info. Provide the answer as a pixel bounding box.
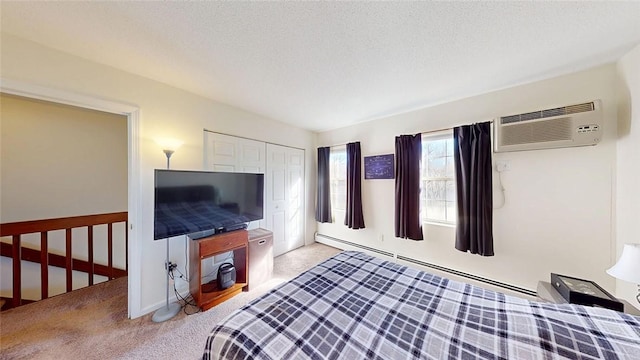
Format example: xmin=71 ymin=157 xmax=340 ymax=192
xmin=0 ymin=78 xmax=143 ymax=318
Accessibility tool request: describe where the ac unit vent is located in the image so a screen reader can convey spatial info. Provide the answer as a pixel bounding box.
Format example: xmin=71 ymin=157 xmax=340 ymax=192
xmin=494 ymin=100 xmax=602 ymax=152
xmin=499 ymin=102 xmax=596 ymax=125
xmin=542 ymin=107 xmax=566 ymax=118
xmin=566 ymin=102 xmax=595 ymax=114
xmin=501 ymin=117 xmax=572 ymax=146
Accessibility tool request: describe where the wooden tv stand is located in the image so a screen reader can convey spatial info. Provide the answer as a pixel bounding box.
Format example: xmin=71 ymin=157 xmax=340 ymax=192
xmin=189 ymin=230 xmax=248 ymax=311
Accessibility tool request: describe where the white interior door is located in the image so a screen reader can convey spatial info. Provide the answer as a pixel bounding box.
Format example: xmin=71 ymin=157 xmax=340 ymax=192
xmin=266 ymin=144 xmax=304 ymax=256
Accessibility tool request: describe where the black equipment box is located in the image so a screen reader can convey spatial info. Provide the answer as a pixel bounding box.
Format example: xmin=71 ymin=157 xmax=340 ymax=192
xmin=551 ymin=273 xmax=623 ymax=311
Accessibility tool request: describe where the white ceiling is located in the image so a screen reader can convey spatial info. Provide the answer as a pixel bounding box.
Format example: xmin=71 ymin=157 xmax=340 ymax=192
xmin=1 ymin=2 xmax=640 ymax=132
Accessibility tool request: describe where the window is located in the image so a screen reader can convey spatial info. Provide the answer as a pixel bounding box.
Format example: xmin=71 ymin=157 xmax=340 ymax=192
xmin=420 ymin=134 xmax=456 ymax=224
xmin=329 ymin=146 xmax=347 ymax=216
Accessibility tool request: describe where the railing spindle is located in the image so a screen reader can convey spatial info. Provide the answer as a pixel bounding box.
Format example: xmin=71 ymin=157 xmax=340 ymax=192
xmin=88 ymin=225 xmax=94 ymax=286
xmin=12 ymin=235 xmax=22 ymax=308
xmin=108 ymin=223 xmax=113 ymax=279
xmin=66 ymin=228 xmax=72 ymax=292
xmin=125 ymin=221 xmax=129 ymax=272
xmin=40 ymin=232 xmax=49 ymax=300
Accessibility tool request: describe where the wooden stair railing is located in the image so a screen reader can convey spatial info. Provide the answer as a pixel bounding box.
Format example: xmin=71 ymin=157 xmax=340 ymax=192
xmin=0 ymin=212 xmax=128 ymax=309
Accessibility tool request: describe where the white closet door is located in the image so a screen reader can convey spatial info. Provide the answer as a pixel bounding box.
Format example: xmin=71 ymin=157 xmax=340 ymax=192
xmin=266 ymin=143 xmax=304 ymax=256
xmin=204 ymin=132 xmax=305 ymax=257
xmin=204 ymin=132 xmax=266 ymax=174
xmin=204 ymin=131 xmax=266 ymax=229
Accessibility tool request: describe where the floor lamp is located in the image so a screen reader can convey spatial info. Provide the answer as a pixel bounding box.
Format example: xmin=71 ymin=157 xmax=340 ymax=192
xmin=152 ymin=138 xmax=183 ymax=323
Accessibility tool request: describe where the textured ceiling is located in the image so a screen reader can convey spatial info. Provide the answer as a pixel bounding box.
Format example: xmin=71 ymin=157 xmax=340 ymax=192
xmin=1 ymin=2 xmax=640 ymax=132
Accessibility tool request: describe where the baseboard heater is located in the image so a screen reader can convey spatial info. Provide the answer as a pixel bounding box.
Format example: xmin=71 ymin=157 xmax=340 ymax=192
xmin=396 ymin=255 xmax=537 ymax=297
xmin=315 ymin=233 xmax=394 ymax=258
xmin=315 ymin=233 xmax=536 ymax=298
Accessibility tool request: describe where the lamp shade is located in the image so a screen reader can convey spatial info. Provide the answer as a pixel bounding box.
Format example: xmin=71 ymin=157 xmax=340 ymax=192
xmin=606 ymin=243 xmax=640 ymax=284
xmin=155 ymin=137 xmax=183 ymax=152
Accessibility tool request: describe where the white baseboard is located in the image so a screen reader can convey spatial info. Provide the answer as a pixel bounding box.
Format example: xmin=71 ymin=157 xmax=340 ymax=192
xmin=315 ymin=232 xmax=536 ymax=300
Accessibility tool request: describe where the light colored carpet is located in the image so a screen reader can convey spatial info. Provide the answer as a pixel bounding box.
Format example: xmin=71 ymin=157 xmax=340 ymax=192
xmin=0 ymin=243 xmax=341 ymax=360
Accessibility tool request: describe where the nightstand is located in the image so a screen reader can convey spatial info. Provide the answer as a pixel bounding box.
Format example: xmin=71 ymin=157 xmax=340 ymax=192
xmin=537 ymin=281 xmax=640 ymax=316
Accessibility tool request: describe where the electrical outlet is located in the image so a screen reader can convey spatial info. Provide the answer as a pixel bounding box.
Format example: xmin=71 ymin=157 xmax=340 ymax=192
xmin=379 ymin=233 xmax=384 ymax=242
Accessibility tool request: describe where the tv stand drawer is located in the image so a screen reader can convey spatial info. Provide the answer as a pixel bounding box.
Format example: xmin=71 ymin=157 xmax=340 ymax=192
xmin=199 ymin=230 xmax=248 ymax=257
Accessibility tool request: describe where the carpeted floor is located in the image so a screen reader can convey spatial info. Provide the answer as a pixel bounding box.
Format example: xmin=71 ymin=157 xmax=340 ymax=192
xmin=0 ymin=243 xmax=342 ymax=360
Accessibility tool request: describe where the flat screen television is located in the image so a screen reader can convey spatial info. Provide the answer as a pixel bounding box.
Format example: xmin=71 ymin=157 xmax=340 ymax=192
xmin=154 ymin=169 xmax=264 ymax=240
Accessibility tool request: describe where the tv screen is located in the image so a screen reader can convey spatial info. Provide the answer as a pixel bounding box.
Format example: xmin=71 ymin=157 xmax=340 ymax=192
xmin=154 ymin=169 xmax=264 ymax=240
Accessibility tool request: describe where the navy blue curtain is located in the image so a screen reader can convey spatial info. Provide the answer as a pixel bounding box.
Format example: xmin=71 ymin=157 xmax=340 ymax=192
xmin=345 ymin=142 xmax=365 ymax=229
xmin=453 ymin=122 xmax=494 ymax=256
xmin=315 ymin=147 xmax=332 ymax=223
xmin=395 ymin=134 xmax=423 ymax=240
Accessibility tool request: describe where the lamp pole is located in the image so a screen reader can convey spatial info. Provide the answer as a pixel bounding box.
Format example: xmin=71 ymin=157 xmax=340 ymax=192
xmin=152 ymin=141 xmax=182 ymax=323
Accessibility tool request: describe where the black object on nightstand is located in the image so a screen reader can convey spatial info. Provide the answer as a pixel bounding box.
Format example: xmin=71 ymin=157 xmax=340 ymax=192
xmin=550 ymin=273 xmax=624 ymax=311
xmin=538 ymin=281 xmax=640 ymax=316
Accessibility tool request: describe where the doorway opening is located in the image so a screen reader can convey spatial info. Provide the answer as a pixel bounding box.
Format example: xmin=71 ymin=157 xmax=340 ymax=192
xmin=0 ymin=93 xmax=128 ymax=310
xmin=0 ymin=79 xmax=141 ymax=318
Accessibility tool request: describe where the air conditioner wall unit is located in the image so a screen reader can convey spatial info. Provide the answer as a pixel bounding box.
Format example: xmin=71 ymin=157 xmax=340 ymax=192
xmin=494 ymin=100 xmax=602 ymax=152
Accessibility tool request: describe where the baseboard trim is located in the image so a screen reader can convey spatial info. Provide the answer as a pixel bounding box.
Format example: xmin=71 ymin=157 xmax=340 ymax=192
xmin=396 ymin=255 xmax=537 ymax=297
xmin=315 ymin=232 xmax=536 ymax=298
xmin=315 ymin=233 xmax=394 ymax=258
xmin=142 ymin=284 xmax=191 ymax=317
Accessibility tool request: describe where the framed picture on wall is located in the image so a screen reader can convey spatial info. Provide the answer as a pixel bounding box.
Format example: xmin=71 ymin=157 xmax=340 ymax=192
xmin=364 ymin=154 xmax=394 ymax=179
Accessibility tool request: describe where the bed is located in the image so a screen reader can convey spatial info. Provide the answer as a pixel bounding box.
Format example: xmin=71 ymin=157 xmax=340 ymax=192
xmin=203 ymin=251 xmax=640 ymax=359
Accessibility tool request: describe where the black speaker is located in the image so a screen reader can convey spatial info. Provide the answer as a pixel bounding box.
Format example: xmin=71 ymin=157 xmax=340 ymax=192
xmin=217 ymin=263 xmax=236 ymax=290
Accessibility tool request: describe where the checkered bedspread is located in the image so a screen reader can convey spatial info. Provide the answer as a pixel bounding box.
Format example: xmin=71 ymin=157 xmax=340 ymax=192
xmin=203 ymin=251 xmax=640 ymax=359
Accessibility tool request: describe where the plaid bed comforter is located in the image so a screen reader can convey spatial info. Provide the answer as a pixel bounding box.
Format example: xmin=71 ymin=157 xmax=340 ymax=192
xmin=203 ymin=251 xmax=640 ymax=360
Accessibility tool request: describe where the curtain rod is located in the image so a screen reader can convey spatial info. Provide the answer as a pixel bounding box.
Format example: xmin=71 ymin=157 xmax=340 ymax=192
xmin=421 ymin=120 xmax=494 ymax=135
xmin=321 ymin=120 xmax=493 ymax=148
xmin=421 ymin=126 xmax=453 ymax=135
xmin=323 ymin=129 xmax=452 ymax=148
xmin=322 ymin=141 xmax=357 ymax=149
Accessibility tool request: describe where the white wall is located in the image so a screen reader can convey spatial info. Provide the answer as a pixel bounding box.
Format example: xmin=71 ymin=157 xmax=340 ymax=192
xmin=0 ymin=33 xmax=317 ymax=317
xmin=615 ymin=43 xmax=640 ymax=305
xmin=0 ymin=94 xmax=128 ymax=221
xmin=318 ymin=64 xmax=619 ymax=295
